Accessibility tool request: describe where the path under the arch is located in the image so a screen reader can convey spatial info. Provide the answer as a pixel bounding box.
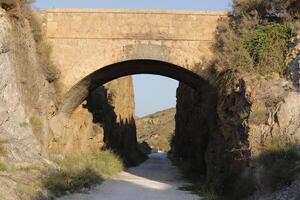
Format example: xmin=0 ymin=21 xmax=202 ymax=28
xmin=58 ymin=153 xmax=200 ymax=200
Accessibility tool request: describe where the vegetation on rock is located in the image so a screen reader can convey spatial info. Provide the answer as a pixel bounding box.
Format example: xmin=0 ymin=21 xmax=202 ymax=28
xmin=214 ymin=0 xmax=299 ymax=75
xmin=173 ymin=0 xmax=300 ymax=199
xmin=29 ymin=114 xmax=43 ymax=130
xmin=27 ymin=11 xmax=60 ymax=82
xmin=0 ymin=0 xmax=60 ymax=82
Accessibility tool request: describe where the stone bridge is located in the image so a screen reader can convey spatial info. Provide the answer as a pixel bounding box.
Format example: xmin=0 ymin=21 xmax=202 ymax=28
xmin=44 ymin=9 xmax=226 ymax=113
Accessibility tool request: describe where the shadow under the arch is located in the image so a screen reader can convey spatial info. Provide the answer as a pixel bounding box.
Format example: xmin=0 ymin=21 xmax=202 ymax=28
xmin=83 ymin=86 xmax=147 ymax=167
xmin=58 ymin=59 xmax=223 ymax=183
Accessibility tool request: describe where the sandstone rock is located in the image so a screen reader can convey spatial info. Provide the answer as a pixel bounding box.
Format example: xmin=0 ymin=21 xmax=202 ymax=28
xmin=173 ymin=68 xmax=300 ymax=197
xmin=0 ymin=8 xmax=45 ymax=163
xmin=48 ymin=76 xmax=137 ymax=156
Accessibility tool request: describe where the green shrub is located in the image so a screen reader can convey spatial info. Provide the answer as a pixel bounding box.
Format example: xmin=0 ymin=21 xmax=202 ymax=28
xmin=214 ymin=0 xmax=298 ymax=76
xmin=243 ymin=23 xmax=295 ymax=74
xmin=43 ymin=151 xmax=123 ymax=196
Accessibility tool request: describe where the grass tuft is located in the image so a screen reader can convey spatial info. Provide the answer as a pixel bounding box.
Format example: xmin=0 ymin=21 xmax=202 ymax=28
xmin=180 ymin=183 xmax=220 ymax=200
xmin=0 ymin=161 xmax=8 ymax=171
xmin=0 ymin=139 xmax=7 ymax=157
xmin=29 ymin=115 xmax=43 ymax=130
xmin=43 ymin=151 xmax=123 ymax=196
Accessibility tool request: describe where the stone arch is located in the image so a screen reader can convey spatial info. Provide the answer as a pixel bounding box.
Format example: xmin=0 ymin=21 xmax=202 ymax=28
xmin=54 ymin=41 xmax=207 ymax=95
xmin=59 ymin=59 xmax=208 ymax=115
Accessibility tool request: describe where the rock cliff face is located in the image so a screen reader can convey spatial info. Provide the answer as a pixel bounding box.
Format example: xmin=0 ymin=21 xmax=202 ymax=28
xmin=47 ymin=77 xmax=137 ymax=157
xmin=286 ymin=33 xmax=300 ymax=89
xmin=172 ymin=81 xmax=218 ymax=175
xmin=0 ymin=5 xmax=56 ymax=200
xmin=173 ymin=67 xmax=300 ymax=196
xmin=0 ymin=7 xmax=54 ymax=164
xmin=136 ymin=108 xmax=175 ymax=151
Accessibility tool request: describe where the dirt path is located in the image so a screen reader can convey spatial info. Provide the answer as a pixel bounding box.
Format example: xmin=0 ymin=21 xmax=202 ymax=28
xmin=58 ymin=152 xmax=200 ymax=200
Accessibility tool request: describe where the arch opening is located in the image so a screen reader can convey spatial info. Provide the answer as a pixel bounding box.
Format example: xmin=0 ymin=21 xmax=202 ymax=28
xmin=49 ymin=58 xmax=218 ymax=181
xmin=59 ymin=59 xmax=209 ymax=115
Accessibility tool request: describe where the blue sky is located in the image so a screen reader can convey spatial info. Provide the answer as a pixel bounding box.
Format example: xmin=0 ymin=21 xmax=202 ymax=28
xmin=34 ymin=0 xmax=231 ymax=11
xmin=35 ymin=0 xmax=231 ymax=117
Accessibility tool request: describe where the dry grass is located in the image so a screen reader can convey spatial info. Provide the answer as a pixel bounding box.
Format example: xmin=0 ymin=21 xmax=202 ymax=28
xmin=180 ymin=183 xmax=220 ymax=200
xmin=27 ymin=11 xmax=60 ymax=82
xmin=0 ymin=0 xmax=60 ymax=82
xmin=0 ymin=162 xmax=7 ymax=171
xmin=0 ymin=139 xmax=7 ymax=157
xmin=257 ymin=136 xmax=300 ymax=191
xmin=43 ymin=151 xmax=123 ymax=196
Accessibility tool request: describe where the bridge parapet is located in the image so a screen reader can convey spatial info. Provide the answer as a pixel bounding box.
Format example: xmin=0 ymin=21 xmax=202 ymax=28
xmin=46 ymin=9 xmax=226 ymax=41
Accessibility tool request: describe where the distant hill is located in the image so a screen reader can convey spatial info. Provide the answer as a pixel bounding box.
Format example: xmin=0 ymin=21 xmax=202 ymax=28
xmin=136 ymin=108 xmax=176 ymax=151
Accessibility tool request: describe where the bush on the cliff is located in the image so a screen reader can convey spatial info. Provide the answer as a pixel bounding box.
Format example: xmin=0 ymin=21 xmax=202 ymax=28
xmin=0 ymin=0 xmax=60 ymax=82
xmin=243 ymin=23 xmax=294 ymax=74
xmin=215 ymin=0 xmax=298 ymax=75
xmin=43 ymin=151 xmax=123 ymax=196
xmin=231 ymin=0 xmax=300 ymax=22
xmin=26 ymin=11 xmax=60 ymax=82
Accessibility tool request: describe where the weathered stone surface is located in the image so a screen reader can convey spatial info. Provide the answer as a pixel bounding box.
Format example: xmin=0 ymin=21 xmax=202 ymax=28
xmin=0 ymin=8 xmax=50 ymax=163
xmin=48 ymin=76 xmax=138 ymax=161
xmin=286 ymin=33 xmax=300 ymax=89
xmin=172 ymin=79 xmax=218 ymax=175
xmin=174 ymin=69 xmax=300 ymax=197
xmin=43 ymin=9 xmax=226 ymax=98
xmin=0 ymin=6 xmax=55 ymax=200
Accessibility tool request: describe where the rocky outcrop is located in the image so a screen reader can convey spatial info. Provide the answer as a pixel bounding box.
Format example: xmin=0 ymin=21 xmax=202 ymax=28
xmin=286 ymin=33 xmax=300 ymax=89
xmin=216 ymin=72 xmax=296 ymax=184
xmin=172 ymin=79 xmax=218 ymax=175
xmin=136 ymin=108 xmax=175 ymax=151
xmin=0 ymin=7 xmax=54 ymax=164
xmin=173 ymin=67 xmax=300 ymax=197
xmin=0 ymin=5 xmax=56 ymax=200
xmin=48 ymin=76 xmax=141 ymax=165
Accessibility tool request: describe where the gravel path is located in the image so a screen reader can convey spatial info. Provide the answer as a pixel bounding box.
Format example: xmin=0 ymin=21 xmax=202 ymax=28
xmin=58 ymin=153 xmax=200 ymax=200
